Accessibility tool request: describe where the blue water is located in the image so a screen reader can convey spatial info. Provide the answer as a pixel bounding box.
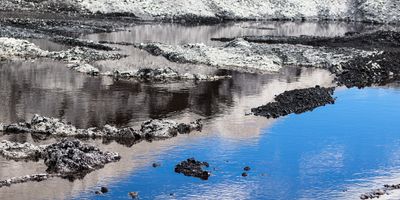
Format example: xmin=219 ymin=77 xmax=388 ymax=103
xmin=74 ymin=87 xmax=400 ymax=200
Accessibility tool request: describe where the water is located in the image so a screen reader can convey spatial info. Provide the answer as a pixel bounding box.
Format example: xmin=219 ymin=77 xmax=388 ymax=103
xmin=0 ymin=21 xmax=399 ymax=200
xmin=71 ymin=87 xmax=400 ymax=200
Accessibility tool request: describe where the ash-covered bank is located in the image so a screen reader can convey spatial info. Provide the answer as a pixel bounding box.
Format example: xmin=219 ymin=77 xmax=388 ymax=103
xmin=251 ymin=86 xmax=335 ymax=118
xmin=137 ymin=39 xmax=372 ymax=73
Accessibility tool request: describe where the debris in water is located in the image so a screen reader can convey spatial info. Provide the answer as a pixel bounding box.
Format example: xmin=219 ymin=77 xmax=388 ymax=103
xmin=175 ymin=158 xmax=210 ymax=180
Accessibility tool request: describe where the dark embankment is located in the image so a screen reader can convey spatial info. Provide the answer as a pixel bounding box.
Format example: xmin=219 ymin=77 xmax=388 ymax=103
xmin=251 ymin=86 xmax=335 ymax=118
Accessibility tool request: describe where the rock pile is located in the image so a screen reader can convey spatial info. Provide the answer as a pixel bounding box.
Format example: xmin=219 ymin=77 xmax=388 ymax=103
xmin=251 ymin=86 xmax=335 ymax=118
xmin=175 ymin=158 xmax=211 ymax=180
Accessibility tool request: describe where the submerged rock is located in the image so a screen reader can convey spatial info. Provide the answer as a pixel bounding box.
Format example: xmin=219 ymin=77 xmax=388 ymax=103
xmin=251 ymin=86 xmax=335 ymax=118
xmin=128 ymin=192 xmax=139 ymax=199
xmin=175 ymin=158 xmax=210 ymax=180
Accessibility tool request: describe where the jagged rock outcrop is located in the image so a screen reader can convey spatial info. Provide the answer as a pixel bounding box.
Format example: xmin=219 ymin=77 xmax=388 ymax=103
xmin=42 ymin=139 xmax=121 ymax=177
xmin=175 ymin=158 xmax=211 ymax=180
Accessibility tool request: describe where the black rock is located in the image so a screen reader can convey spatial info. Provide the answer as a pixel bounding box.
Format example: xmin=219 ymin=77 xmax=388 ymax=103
xmin=100 ymin=186 xmax=109 ymax=193
xmin=242 ymin=172 xmax=248 ymax=177
xmin=152 ymin=162 xmax=161 ymax=168
xmin=333 ymin=51 xmax=400 ymax=88
xmin=251 ymin=86 xmax=335 ymax=118
xmin=175 ymin=158 xmax=210 ymax=180
xmin=244 ymin=166 xmax=251 ymax=171
xmin=42 ymin=139 xmax=121 ymax=179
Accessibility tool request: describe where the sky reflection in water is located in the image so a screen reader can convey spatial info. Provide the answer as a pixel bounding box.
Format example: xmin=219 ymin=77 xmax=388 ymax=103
xmin=74 ymin=87 xmax=400 ymax=200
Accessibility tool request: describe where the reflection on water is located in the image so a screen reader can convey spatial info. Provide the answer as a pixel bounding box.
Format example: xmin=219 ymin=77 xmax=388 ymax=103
xmin=73 ymin=88 xmax=400 ymax=200
xmin=0 ymin=59 xmax=333 ymax=129
xmin=0 ymin=21 xmax=399 ymax=200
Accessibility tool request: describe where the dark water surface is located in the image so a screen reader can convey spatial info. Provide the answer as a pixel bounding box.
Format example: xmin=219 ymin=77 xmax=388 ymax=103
xmin=0 ymin=21 xmax=399 ymax=200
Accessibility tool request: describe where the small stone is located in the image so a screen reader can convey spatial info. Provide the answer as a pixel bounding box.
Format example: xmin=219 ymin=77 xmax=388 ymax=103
xmin=244 ymin=166 xmax=251 ymax=171
xmin=242 ymin=172 xmax=248 ymax=177
xmin=152 ymin=162 xmax=161 ymax=168
xmin=128 ymin=192 xmax=139 ymax=199
xmin=100 ymin=187 xmax=109 ymax=193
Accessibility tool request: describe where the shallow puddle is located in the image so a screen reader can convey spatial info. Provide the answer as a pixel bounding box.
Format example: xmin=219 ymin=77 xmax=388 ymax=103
xmin=0 ymin=21 xmax=399 ymax=200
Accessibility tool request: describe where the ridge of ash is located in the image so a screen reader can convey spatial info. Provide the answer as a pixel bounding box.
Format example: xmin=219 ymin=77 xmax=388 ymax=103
xmin=211 ymin=30 xmax=400 ymax=51
xmin=175 ymin=158 xmax=210 ymax=180
xmin=333 ymin=51 xmax=400 ymax=88
xmin=1 ymin=114 xmax=203 ymax=146
xmin=251 ymin=86 xmax=335 ymax=118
